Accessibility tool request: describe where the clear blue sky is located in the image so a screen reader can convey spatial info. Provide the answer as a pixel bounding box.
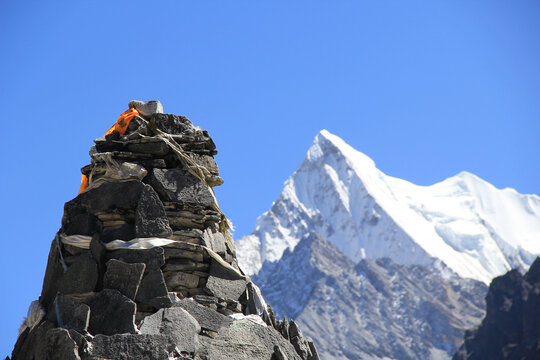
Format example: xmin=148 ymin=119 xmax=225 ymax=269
xmin=1 ymin=1 xmax=539 ymax=356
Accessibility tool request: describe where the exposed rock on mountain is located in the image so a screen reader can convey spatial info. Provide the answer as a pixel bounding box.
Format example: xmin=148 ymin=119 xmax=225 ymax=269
xmin=254 ymin=232 xmax=488 ymax=360
xmin=453 ymin=257 xmax=540 ymax=360
xmin=12 ymin=101 xmax=318 ymax=360
xmin=237 ymin=130 xmax=540 ymax=284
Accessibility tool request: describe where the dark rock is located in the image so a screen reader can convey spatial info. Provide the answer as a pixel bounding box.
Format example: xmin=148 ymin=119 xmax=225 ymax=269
xmin=45 ymin=328 xmax=81 ymax=360
xmin=64 ymin=180 xmax=144 ymax=217
xmin=53 ymin=295 xmax=90 ymax=331
xmin=40 ymin=237 xmax=66 ymax=310
xmin=148 ymin=168 xmax=215 ymax=207
xmin=62 ymin=212 xmax=100 ymax=236
xmin=106 ymin=246 xmax=165 ymax=271
xmin=204 ymin=257 xmax=248 ymax=301
xmin=103 ymin=259 xmax=146 ymax=300
xmin=178 ymin=298 xmax=233 ymax=332
xmin=454 ymin=259 xmax=540 ymax=360
xmin=87 ymin=289 xmax=137 ymax=336
xmin=306 ymin=339 xmax=320 ymax=360
xmin=272 ymin=345 xmax=288 ymax=360
xmin=90 ymin=334 xmax=180 ymax=360
xmin=139 ymin=307 xmax=200 ymax=353
xmin=127 ymin=140 xmax=169 ymax=155
xmin=11 ymin=321 xmax=55 ymax=360
xmin=135 ymin=184 xmax=172 ymax=238
xmin=149 ymin=113 xmax=195 ymax=135
xmin=100 ymin=223 xmax=135 ymax=242
xmin=58 ymin=254 xmax=98 ymax=295
xmin=136 ymin=269 xmax=171 ymax=308
xmin=67 ymin=330 xmax=92 ymax=359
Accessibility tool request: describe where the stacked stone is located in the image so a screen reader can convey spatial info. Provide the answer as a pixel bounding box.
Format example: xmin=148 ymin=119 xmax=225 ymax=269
xmin=12 ymin=101 xmax=319 ymax=360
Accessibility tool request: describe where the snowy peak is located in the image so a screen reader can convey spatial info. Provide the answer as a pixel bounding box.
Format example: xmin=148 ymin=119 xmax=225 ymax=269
xmin=236 ymin=130 xmax=540 ymax=284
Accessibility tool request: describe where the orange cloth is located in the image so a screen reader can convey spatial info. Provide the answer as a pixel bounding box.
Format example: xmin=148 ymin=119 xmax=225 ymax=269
xmin=78 ymin=108 xmax=141 ymax=194
xmin=78 ymin=174 xmax=89 ymax=194
xmin=104 ymin=108 xmax=140 ymax=136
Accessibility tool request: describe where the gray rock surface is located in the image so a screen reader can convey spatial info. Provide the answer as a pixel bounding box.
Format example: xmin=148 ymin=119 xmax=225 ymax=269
xmin=128 ymin=100 xmax=164 ymax=117
xmin=87 ymin=289 xmax=137 ymax=336
xmin=149 ymin=168 xmax=215 ymax=207
xmin=197 ymin=318 xmax=302 ymax=360
xmin=254 ymin=232 xmax=487 ymax=360
xmin=135 ymin=184 xmax=173 ymax=238
xmin=53 ymin=295 xmax=90 ymax=331
xmin=90 ymin=334 xmax=180 ymax=360
xmin=103 ymin=259 xmax=146 ymax=300
xmin=58 ymin=254 xmax=98 ymax=295
xmin=205 ymin=257 xmax=248 ymax=301
xmin=178 ymin=298 xmax=233 ymax=332
xmin=135 ymin=269 xmax=171 ymax=308
xmin=139 ymin=307 xmax=201 ymax=353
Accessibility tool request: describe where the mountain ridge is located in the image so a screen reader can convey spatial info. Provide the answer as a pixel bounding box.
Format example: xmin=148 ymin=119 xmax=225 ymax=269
xmin=236 ymin=130 xmax=540 ymax=284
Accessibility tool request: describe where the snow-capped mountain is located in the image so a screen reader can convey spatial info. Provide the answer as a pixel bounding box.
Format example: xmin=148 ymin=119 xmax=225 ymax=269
xmin=236 ymin=130 xmax=540 ymax=284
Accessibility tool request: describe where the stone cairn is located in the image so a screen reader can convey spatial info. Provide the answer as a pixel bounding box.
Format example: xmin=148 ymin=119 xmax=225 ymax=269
xmin=12 ymin=101 xmax=319 ymax=360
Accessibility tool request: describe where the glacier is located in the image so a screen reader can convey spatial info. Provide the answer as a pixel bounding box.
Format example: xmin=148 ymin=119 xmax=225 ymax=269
xmin=236 ymin=130 xmax=540 ymax=284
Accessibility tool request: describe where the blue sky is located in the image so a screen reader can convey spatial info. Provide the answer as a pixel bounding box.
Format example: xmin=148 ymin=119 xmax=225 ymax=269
xmin=1 ymin=0 xmax=539 ymax=356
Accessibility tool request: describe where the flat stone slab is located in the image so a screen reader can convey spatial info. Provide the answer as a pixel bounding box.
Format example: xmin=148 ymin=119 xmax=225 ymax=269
xmin=139 ymin=307 xmax=200 ymax=353
xmin=178 ymin=298 xmax=233 ymax=332
xmin=149 ymin=168 xmax=215 ymax=207
xmin=135 ymin=269 xmax=171 ymax=308
xmin=90 ymin=334 xmax=179 ymax=360
xmin=135 ymin=184 xmax=172 ymax=238
xmin=106 ymin=246 xmax=165 ymax=271
xmin=87 ymin=289 xmax=137 ymax=336
xmin=54 ymin=295 xmax=90 ymax=331
xmin=103 ymin=259 xmax=146 ymax=300
xmin=204 ymin=258 xmax=248 ymax=302
xmin=58 ymin=254 xmax=98 ymax=295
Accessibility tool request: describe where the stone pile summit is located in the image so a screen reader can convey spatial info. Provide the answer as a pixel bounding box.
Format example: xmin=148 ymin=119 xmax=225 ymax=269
xmin=11 ymin=101 xmax=319 ymax=360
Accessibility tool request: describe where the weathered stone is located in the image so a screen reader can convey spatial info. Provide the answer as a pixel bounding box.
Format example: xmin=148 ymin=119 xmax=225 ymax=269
xmin=149 ymin=113 xmax=195 ymax=134
xmin=100 ymin=223 xmax=135 ymax=242
xmin=90 ymin=334 xmax=180 ymax=360
xmin=128 ymin=100 xmax=164 ymax=117
xmin=127 ymin=141 xmax=169 ymax=155
xmin=106 ymin=246 xmax=165 ymax=271
xmin=306 ymin=338 xmax=320 ymax=360
xmin=139 ymin=307 xmax=200 ymax=353
xmin=68 ymin=329 xmax=92 ymax=359
xmin=103 ymin=259 xmax=145 ymax=300
xmin=45 ymin=328 xmax=81 ymax=360
xmin=11 ymin=320 xmax=55 ymax=360
xmin=62 ymin=212 xmax=100 ymax=236
xmin=148 ymin=168 xmax=215 ymax=207
xmin=178 ymin=298 xmax=233 ymax=332
xmin=205 ymin=257 xmax=248 ymax=301
xmin=163 ymin=259 xmax=209 ymax=272
xmin=164 ymin=271 xmax=200 ymax=289
xmin=40 ymin=237 xmax=66 ymax=310
xmin=272 ymin=345 xmax=288 ymax=360
xmin=135 ymin=269 xmax=171 ymax=308
xmin=202 ymin=228 xmax=227 ymax=254
xmin=187 ymin=152 xmax=220 ymax=175
xmin=58 ymin=254 xmax=98 ymax=295
xmin=53 ymin=295 xmax=90 ymax=331
xmin=135 ymin=184 xmax=172 ymax=238
xmin=197 ymin=318 xmax=302 ymax=360
xmin=87 ymin=289 xmax=137 ymax=336
xmin=164 ymin=247 xmax=204 ymax=262
xmin=289 ymin=320 xmax=308 ymax=359
xmin=64 ymin=180 xmax=145 ymax=217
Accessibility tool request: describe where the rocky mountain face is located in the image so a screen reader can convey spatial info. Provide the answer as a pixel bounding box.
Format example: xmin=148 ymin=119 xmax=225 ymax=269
xmin=11 ymin=101 xmax=318 ymax=360
xmin=453 ymin=258 xmax=540 ymax=360
xmin=254 ymin=232 xmax=488 ymax=360
xmin=237 ymin=130 xmax=540 ymax=284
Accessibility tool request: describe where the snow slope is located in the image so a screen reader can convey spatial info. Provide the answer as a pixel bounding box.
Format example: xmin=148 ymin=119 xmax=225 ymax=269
xmin=236 ymin=130 xmax=540 ymax=283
